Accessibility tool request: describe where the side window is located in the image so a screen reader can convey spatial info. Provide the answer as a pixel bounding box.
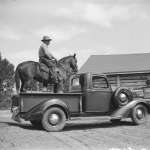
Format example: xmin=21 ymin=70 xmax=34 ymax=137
xmin=92 ymin=76 xmax=108 ymax=89
xmin=71 ymin=77 xmax=81 ymax=91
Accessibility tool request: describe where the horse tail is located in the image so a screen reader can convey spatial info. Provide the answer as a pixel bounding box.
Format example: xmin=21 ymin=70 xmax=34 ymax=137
xmin=15 ymin=67 xmax=21 ymax=94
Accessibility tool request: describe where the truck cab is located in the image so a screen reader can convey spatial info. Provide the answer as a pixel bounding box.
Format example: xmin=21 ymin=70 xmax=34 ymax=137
xmin=70 ymin=73 xmax=113 ymax=114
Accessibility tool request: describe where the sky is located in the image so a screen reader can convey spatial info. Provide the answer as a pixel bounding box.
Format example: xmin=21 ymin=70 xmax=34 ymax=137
xmin=0 ymin=0 xmax=150 ymax=69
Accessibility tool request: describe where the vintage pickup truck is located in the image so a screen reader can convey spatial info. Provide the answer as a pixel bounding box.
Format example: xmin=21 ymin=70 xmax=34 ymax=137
xmin=11 ymin=72 xmax=150 ymax=132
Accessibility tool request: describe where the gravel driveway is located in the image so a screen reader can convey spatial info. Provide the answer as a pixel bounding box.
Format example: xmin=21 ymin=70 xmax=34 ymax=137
xmin=0 ymin=110 xmax=150 ymax=150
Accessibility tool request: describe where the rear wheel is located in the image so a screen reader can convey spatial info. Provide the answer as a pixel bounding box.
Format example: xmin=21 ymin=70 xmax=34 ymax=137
xmin=42 ymin=107 xmax=66 ymax=132
xmin=131 ymin=104 xmax=148 ymax=125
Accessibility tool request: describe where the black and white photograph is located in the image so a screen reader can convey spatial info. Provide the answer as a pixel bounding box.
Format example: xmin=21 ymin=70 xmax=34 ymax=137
xmin=0 ymin=0 xmax=150 ymax=150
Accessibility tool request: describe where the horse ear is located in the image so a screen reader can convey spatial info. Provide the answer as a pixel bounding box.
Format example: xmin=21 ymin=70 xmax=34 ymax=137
xmin=73 ymin=53 xmax=76 ymax=58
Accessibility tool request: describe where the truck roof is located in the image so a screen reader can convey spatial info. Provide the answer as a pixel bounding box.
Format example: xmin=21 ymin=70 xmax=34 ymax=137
xmin=76 ymin=72 xmax=107 ymax=78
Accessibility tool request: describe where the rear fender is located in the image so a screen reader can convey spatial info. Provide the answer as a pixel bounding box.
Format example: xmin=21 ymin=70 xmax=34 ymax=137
xmin=111 ymin=98 xmax=150 ymax=119
xmin=41 ymin=99 xmax=70 ymax=118
xmin=23 ymin=99 xmax=70 ymax=120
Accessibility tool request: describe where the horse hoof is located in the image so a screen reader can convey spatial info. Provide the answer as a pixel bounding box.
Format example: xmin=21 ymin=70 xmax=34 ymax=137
xmin=57 ymin=90 xmax=63 ymax=94
xmin=42 ymin=88 xmax=47 ymax=92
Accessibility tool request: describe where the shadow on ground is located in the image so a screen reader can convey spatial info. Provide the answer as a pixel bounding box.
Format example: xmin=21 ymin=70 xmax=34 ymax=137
xmin=64 ymin=120 xmax=134 ymax=131
xmin=0 ymin=121 xmax=43 ymax=130
xmin=0 ymin=119 xmax=135 ymax=132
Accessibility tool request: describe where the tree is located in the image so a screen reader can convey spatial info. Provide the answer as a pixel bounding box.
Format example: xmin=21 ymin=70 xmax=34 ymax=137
xmin=0 ymin=52 xmax=14 ymax=109
xmin=0 ymin=53 xmax=14 ymax=92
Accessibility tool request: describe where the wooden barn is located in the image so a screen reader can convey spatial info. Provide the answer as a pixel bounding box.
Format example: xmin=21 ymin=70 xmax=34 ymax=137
xmin=79 ymin=53 xmax=150 ymax=96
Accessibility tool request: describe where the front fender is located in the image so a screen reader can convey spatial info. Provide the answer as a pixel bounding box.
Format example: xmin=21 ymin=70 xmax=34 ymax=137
xmin=111 ymin=98 xmax=150 ymax=119
xmin=22 ymin=99 xmax=70 ymax=120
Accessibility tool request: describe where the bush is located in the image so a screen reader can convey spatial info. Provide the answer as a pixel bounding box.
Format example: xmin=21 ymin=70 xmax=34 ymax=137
xmin=0 ymin=52 xmax=14 ymax=110
xmin=0 ymin=92 xmax=12 ymax=110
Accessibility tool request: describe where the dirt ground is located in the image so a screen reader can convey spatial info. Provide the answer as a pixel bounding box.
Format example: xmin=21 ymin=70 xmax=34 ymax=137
xmin=0 ymin=110 xmax=150 ymax=150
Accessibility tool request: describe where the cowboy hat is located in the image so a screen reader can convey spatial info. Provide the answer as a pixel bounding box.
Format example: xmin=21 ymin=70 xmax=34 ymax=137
xmin=41 ymin=36 xmax=52 ymax=41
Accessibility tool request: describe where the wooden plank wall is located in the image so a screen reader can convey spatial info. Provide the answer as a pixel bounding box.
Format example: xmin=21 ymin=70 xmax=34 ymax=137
xmin=107 ymin=73 xmax=150 ymax=90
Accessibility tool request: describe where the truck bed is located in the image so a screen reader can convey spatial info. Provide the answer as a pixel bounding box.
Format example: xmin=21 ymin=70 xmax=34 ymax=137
xmin=19 ymin=92 xmax=82 ymax=113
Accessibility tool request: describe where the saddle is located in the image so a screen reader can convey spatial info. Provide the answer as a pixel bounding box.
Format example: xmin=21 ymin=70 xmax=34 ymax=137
xmin=39 ymin=62 xmax=61 ymax=83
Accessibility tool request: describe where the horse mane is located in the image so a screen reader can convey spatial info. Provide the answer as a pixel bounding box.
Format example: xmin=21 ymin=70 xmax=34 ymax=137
xmin=58 ymin=55 xmax=73 ymax=63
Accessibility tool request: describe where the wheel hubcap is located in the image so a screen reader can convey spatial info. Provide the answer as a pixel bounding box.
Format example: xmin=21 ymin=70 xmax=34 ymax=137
xmin=136 ymin=109 xmax=143 ymax=119
xmin=49 ymin=114 xmax=59 ymax=125
xmin=119 ymin=93 xmax=127 ymax=102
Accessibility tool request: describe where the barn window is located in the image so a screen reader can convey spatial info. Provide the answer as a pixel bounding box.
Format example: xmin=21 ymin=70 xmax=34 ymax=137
xmin=92 ymin=76 xmax=108 ymax=89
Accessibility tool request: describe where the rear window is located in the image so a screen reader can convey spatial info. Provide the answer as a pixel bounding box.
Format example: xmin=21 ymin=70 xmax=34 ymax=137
xmin=92 ymin=76 xmax=108 ymax=88
xmin=71 ymin=76 xmax=81 ymax=91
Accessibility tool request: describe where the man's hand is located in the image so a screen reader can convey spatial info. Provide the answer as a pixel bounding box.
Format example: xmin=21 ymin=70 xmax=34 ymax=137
xmin=51 ymin=57 xmax=57 ymax=64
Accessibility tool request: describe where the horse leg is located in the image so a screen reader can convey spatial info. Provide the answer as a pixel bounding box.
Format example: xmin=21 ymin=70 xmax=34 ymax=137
xmin=24 ymin=80 xmax=33 ymax=91
xmin=20 ymin=80 xmax=25 ymax=92
xmin=43 ymin=81 xmax=48 ymax=88
xmin=42 ymin=80 xmax=48 ymax=91
xmin=20 ymin=80 xmax=32 ymax=92
xmin=54 ymin=81 xmax=64 ymax=93
xmin=53 ymin=84 xmax=57 ymax=93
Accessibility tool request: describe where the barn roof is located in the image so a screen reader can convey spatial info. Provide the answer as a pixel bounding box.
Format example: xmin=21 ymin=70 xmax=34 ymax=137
xmin=79 ymin=53 xmax=150 ymax=75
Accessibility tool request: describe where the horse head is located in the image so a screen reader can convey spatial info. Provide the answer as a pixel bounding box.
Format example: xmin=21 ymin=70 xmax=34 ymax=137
xmin=58 ymin=54 xmax=78 ymax=74
xmin=68 ymin=54 xmax=78 ymax=74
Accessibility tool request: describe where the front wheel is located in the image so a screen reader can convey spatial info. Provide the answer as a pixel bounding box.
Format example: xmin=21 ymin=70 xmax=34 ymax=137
xmin=42 ymin=107 xmax=66 ymax=132
xmin=131 ymin=104 xmax=148 ymax=125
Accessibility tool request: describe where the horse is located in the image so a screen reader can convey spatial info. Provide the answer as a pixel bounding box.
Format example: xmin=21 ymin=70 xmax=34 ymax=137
xmin=15 ymin=54 xmax=78 ymax=93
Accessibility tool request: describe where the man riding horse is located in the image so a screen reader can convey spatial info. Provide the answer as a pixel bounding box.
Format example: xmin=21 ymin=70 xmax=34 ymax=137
xmin=39 ymin=36 xmax=59 ymax=83
xmin=13 ymin=36 xmax=78 ymax=122
xmin=14 ymin=35 xmax=78 ymax=93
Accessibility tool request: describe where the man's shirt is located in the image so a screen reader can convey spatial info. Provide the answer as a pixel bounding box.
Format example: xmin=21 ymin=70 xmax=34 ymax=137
xmin=39 ymin=43 xmax=54 ymax=59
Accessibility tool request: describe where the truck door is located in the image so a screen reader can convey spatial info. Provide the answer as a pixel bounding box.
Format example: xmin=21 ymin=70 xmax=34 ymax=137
xmin=85 ymin=75 xmax=112 ymax=113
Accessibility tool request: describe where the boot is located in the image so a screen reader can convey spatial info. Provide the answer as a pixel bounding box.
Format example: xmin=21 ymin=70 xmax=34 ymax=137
xmin=49 ymin=67 xmax=59 ymax=83
xmin=53 ymin=73 xmax=59 ymax=83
